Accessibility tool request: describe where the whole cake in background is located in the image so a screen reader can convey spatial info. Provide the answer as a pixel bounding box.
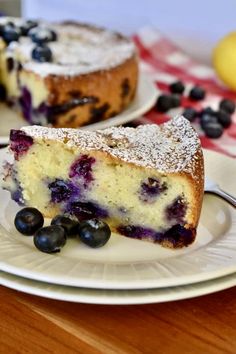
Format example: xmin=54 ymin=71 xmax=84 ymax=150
xmin=0 ymin=17 xmax=138 ymax=127
xmin=2 ymin=116 xmax=204 ymax=249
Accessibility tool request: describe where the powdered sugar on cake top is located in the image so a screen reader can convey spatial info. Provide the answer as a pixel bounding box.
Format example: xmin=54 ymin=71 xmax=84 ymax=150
xmin=21 ymin=116 xmax=202 ymax=180
xmin=5 ymin=19 xmax=136 ymax=77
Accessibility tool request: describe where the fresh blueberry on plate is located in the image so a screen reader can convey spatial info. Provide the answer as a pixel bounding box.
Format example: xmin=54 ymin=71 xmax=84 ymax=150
xmin=51 ymin=215 xmax=79 ymax=237
xmin=34 ymin=225 xmax=66 ymax=253
xmin=78 ymin=218 xmax=111 ymax=248
xmin=14 ymin=207 xmax=44 ymax=236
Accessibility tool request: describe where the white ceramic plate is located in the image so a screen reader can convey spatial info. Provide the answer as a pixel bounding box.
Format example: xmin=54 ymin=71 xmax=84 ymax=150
xmin=0 ymin=270 xmax=235 ymax=305
xmin=0 ymin=73 xmax=158 ymax=144
xmin=0 ymin=149 xmax=236 ymax=289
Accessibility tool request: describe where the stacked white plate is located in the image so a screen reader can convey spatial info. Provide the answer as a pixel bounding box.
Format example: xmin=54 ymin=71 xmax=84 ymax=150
xmin=0 ymin=118 xmax=236 ymax=304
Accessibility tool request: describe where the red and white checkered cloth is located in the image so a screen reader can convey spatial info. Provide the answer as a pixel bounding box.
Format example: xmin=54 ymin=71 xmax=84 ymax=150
xmin=133 ymin=27 xmax=236 ymax=158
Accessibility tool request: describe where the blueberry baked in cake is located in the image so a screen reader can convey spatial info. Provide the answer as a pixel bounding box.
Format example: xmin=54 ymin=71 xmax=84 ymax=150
xmin=0 ymin=17 xmax=138 ymax=127
xmin=2 ymin=116 xmax=204 ymax=249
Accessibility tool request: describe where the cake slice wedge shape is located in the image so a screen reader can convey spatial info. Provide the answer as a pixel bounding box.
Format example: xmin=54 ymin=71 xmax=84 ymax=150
xmin=2 ymin=116 xmax=204 ymax=249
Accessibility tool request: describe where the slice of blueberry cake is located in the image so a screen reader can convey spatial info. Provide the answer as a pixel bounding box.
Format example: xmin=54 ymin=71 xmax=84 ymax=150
xmin=2 ymin=116 xmax=204 ymax=248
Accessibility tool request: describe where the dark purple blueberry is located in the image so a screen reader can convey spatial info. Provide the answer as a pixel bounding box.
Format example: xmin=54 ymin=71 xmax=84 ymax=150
xmin=200 ymin=114 xmax=218 ymax=130
xmin=163 ymin=224 xmax=195 ymax=247
xmin=189 ymin=86 xmax=206 ymax=101
xmin=219 ymin=98 xmax=235 ymax=114
xmin=216 ymin=110 xmax=232 ymax=128
xmin=117 ymin=224 xmax=156 ymax=240
xmin=32 ymin=45 xmax=52 ymax=63
xmin=169 ymin=81 xmax=185 ymax=95
xmin=182 ymin=107 xmax=197 ymax=122
xmin=28 ymin=27 xmax=57 ymax=44
xmin=11 ymin=188 xmax=24 ymax=205
xmin=199 ymin=106 xmax=215 ymax=117
xmin=203 ymin=122 xmax=223 ymax=139
xmin=78 ymin=218 xmax=111 ymax=248
xmin=14 ymin=207 xmax=44 ymax=236
xmin=19 ymin=87 xmax=32 ymax=123
xmin=20 ymin=20 xmax=38 ymax=36
xmin=155 ymin=95 xmax=173 ymax=113
xmin=69 ymin=155 xmax=95 ymax=186
xmin=51 ymin=215 xmax=79 ymax=237
xmin=139 ymin=177 xmax=167 ymax=203
xmin=0 ymin=84 xmax=6 ymax=101
xmin=10 ymin=130 xmax=33 ymax=160
xmin=165 ymin=196 xmax=187 ymax=222
xmin=2 ymin=24 xmax=21 ymax=44
xmin=34 ymin=225 xmax=66 ymax=253
xmin=170 ymin=94 xmax=181 ymax=108
xmin=48 ymin=179 xmax=75 ymax=203
xmin=7 ymin=57 xmax=14 ymax=72
xmin=68 ymin=201 xmax=108 ymax=221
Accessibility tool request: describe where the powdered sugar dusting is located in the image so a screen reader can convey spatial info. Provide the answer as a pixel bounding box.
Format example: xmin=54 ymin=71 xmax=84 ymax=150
xmin=21 ymin=116 xmax=202 ymax=179
xmin=4 ymin=19 xmax=136 ymax=77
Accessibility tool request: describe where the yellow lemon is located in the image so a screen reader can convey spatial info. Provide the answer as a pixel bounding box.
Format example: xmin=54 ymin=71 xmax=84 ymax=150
xmin=213 ymin=32 xmax=236 ymax=90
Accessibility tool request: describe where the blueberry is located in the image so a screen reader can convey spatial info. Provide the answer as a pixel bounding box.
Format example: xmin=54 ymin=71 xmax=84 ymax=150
xmin=163 ymin=224 xmax=195 ymax=247
xmin=2 ymin=25 xmax=21 ymax=44
xmin=165 ymin=197 xmax=187 ymax=222
xmin=139 ymin=177 xmax=167 ymax=203
xmin=182 ymin=107 xmax=197 ymax=122
xmin=189 ymin=86 xmax=206 ymax=101
xmin=69 ymin=155 xmax=96 ymax=186
xmin=10 ymin=129 xmax=33 ymax=160
xmin=7 ymin=57 xmax=14 ymax=72
xmin=219 ymin=98 xmax=235 ymax=114
xmin=0 ymin=84 xmax=6 ymax=101
xmin=14 ymin=207 xmax=44 ymax=236
xmin=200 ymin=114 xmax=218 ymax=130
xmin=48 ymin=179 xmax=73 ymax=203
xmin=51 ymin=215 xmax=79 ymax=237
xmin=216 ymin=110 xmax=232 ymax=128
xmin=34 ymin=225 xmax=66 ymax=253
xmin=155 ymin=95 xmax=173 ymax=112
xmin=20 ymin=20 xmax=38 ymax=36
xmin=68 ymin=201 xmax=108 ymax=221
xmin=203 ymin=122 xmax=223 ymax=139
xmin=169 ymin=81 xmax=185 ymax=95
xmin=117 ymin=225 xmax=156 ymax=239
xmin=199 ymin=106 xmax=215 ymax=117
xmin=78 ymin=219 xmax=111 ymax=248
xmin=170 ymin=94 xmax=181 ymax=108
xmin=32 ymin=45 xmax=52 ymax=63
xmin=29 ymin=27 xmax=57 ymax=44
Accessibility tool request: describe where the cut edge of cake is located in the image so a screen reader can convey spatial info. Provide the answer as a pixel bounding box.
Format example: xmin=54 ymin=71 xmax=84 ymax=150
xmin=2 ymin=116 xmax=204 ymax=249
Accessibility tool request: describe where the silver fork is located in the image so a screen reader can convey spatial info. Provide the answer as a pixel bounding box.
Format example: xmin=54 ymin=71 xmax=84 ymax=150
xmin=205 ymin=177 xmax=236 ymax=208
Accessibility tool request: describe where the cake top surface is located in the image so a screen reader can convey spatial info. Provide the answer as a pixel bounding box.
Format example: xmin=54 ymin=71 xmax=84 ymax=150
xmin=21 ymin=116 xmax=202 ymax=179
xmin=1 ymin=17 xmax=136 ymax=77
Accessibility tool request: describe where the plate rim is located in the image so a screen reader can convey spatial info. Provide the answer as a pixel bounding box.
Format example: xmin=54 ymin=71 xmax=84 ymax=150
xmin=0 ymin=73 xmax=158 ymax=144
xmin=0 ymin=149 xmax=236 ymax=290
xmin=0 ymin=270 xmax=235 ymax=305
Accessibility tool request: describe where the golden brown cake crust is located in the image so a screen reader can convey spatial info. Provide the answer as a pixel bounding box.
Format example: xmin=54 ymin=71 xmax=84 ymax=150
xmin=43 ymin=54 xmax=138 ymax=127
